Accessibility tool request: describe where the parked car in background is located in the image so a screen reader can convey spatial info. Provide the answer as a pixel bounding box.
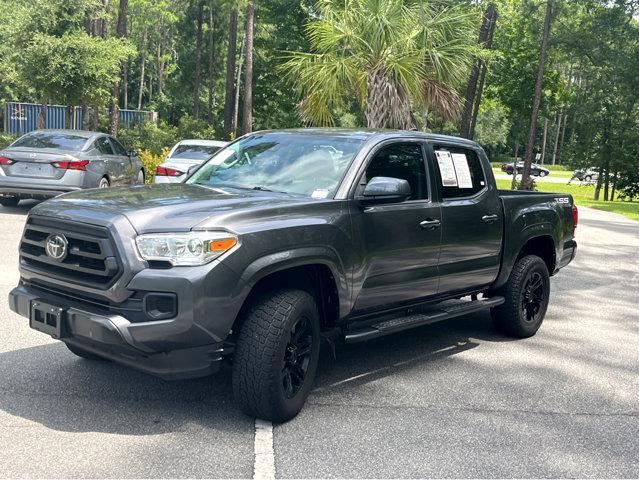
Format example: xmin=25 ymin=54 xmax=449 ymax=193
xmin=153 ymin=139 xmax=227 ymax=183
xmin=0 ymin=129 xmax=143 ymax=207
xmin=569 ymin=167 xmax=599 ymax=184
xmin=501 ymin=161 xmax=550 ymax=177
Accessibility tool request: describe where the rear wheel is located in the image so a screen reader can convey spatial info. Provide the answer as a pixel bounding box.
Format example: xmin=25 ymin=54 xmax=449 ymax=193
xmin=137 ymin=170 xmax=145 ymax=184
xmin=98 ymin=177 xmax=110 ymax=189
xmin=584 ymin=175 xmax=592 ymax=182
xmin=232 ymin=289 xmax=320 ymax=422
xmin=539 ymin=171 xmax=547 ymax=177
xmin=65 ymin=343 xmax=108 ymax=361
xmin=0 ymin=196 xmax=19 ymax=207
xmin=491 ymin=255 xmax=550 ymax=338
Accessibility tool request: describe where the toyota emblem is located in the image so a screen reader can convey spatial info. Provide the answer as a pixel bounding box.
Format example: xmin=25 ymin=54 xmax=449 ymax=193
xmin=45 ymin=234 xmax=68 ymax=261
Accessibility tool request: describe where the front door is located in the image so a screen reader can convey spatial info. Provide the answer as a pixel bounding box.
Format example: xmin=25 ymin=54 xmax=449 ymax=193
xmin=350 ymin=141 xmax=442 ymax=313
xmin=428 ymin=143 xmax=503 ymax=295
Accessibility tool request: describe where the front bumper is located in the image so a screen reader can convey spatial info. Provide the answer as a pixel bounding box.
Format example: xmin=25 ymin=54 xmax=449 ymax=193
xmin=8 ymin=284 xmax=226 ymax=380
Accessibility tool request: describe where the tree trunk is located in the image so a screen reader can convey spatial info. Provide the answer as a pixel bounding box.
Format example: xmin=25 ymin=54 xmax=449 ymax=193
xmin=511 ymin=141 xmax=519 ymax=190
xmin=232 ymin=35 xmax=246 ymax=137
xmin=37 ymin=99 xmax=48 ymax=130
xmin=551 ymin=111 xmax=562 ymax=165
xmin=207 ymin=1 xmax=216 ymax=124
xmin=157 ymin=42 xmax=164 ymax=96
xmin=460 ymin=3 xmax=497 ymax=139
xmin=540 ymin=117 xmax=548 ymax=164
xmin=594 ymin=163 xmax=604 ymax=200
xmin=137 ymin=26 xmax=148 ymax=110
xmin=192 ymin=0 xmax=204 ymax=118
xmin=81 ymin=105 xmax=89 ymax=129
xmin=123 ymin=60 xmax=128 ymax=110
xmin=610 ymin=171 xmax=617 ymax=201
xmin=92 ymin=105 xmax=100 ymax=130
xmin=66 ymin=106 xmax=74 ymax=129
xmin=557 ymin=113 xmax=568 ymax=163
xmin=520 ymin=0 xmax=553 ymax=190
xmin=109 ymin=0 xmax=128 ymax=137
xmin=223 ymin=8 xmax=238 ymax=138
xmin=241 ymin=0 xmax=254 ymax=135
xmin=603 ymin=160 xmax=610 ymax=202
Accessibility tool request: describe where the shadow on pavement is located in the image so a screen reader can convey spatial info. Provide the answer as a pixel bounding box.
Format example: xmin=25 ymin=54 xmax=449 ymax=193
xmin=0 ymin=310 xmax=508 ymax=436
xmin=0 ymin=199 xmax=40 ymax=216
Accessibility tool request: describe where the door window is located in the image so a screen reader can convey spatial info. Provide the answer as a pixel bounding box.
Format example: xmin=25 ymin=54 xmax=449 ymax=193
xmin=433 ymin=146 xmax=485 ymax=199
xmin=357 ymin=143 xmax=428 ymax=201
xmin=95 ymin=137 xmax=114 ymax=155
xmin=109 ymin=138 xmax=128 ymax=156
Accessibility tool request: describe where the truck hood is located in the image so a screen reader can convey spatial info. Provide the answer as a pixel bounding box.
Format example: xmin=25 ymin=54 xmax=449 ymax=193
xmin=31 ymin=184 xmax=315 ymax=233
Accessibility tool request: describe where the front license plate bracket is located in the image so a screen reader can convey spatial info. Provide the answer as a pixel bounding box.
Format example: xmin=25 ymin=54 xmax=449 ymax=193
xmin=30 ymin=300 xmax=66 ymax=339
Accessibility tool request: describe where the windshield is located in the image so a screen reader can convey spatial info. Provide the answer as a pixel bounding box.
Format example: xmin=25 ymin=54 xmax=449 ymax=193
xmin=11 ymin=132 xmax=87 ymax=151
xmin=170 ymin=144 xmax=222 ymax=160
xmin=186 ymin=132 xmax=364 ymax=197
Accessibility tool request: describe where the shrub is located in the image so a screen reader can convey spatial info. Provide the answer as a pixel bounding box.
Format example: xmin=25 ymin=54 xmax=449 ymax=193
xmin=138 ymin=147 xmax=170 ymax=183
xmin=0 ymin=133 xmax=17 ymax=149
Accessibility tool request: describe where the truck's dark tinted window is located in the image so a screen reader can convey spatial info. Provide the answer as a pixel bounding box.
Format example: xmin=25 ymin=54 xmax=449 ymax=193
xmin=95 ymin=137 xmax=114 ymax=155
xmin=359 ymin=143 xmax=428 ymax=200
xmin=433 ymin=146 xmax=485 ymax=199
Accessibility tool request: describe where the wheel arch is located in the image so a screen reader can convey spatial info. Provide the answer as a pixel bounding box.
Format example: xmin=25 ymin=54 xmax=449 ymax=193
xmin=232 ymin=249 xmax=349 ymax=336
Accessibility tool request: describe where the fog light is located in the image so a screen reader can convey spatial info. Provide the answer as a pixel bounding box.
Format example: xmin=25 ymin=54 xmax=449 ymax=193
xmin=143 ymin=293 xmax=178 ymax=320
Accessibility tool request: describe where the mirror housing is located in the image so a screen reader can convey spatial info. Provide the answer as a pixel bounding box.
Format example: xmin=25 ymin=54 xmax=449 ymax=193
xmin=126 ymin=149 xmax=137 ymax=157
xmin=358 ymin=176 xmax=411 ymax=204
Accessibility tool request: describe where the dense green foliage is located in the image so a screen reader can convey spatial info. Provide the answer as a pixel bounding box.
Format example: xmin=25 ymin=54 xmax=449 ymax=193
xmin=0 ymin=0 xmax=637 ymax=202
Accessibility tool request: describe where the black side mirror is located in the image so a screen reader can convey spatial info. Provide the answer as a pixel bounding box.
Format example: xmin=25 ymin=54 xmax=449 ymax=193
xmin=127 ymin=149 xmax=136 ymax=157
xmin=358 ymin=176 xmax=411 ymax=204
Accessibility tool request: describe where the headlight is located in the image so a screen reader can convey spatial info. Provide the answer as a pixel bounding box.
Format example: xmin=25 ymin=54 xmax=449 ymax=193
xmin=135 ymin=231 xmax=238 ymax=266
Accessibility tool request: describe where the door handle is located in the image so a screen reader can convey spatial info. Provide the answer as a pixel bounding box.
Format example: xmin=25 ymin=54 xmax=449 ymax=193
xmin=420 ymin=219 xmax=441 ymax=230
xmin=482 ymin=214 xmax=499 ymax=224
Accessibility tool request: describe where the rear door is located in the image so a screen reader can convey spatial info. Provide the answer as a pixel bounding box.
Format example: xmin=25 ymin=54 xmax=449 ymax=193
xmin=108 ymin=137 xmax=135 ymax=184
xmin=94 ymin=136 xmax=123 ymax=185
xmin=350 ymin=140 xmax=442 ymax=313
xmin=428 ymin=143 xmax=503 ymax=295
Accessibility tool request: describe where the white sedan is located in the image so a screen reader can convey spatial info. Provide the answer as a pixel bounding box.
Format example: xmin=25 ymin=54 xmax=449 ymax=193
xmin=153 ymin=139 xmax=227 ymax=183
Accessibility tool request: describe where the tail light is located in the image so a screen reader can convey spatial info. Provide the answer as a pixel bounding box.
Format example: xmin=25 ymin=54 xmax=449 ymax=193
xmin=155 ymin=166 xmax=184 ymax=177
xmin=572 ymin=204 xmax=578 ymax=229
xmin=0 ymin=156 xmax=14 ymax=165
xmin=53 ymin=160 xmax=89 ymax=171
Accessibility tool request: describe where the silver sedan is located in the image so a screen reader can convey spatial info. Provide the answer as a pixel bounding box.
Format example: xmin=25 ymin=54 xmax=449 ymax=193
xmin=0 ymin=129 xmax=144 ymax=207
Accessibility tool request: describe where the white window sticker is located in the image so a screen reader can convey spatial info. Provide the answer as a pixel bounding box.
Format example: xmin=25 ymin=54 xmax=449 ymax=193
xmin=435 ymin=150 xmax=458 ymax=187
xmin=311 ymin=188 xmax=330 ymax=199
xmin=451 ymin=153 xmax=473 ymax=189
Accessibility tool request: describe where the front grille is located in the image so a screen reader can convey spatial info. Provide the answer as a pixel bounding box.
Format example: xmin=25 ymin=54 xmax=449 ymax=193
xmin=19 ymin=216 xmax=122 ymax=289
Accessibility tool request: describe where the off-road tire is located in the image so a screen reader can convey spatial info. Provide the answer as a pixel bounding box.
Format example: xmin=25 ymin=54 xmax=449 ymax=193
xmin=0 ymin=196 xmax=19 ymax=207
xmin=65 ymin=343 xmax=108 ymax=361
xmin=232 ymin=289 xmax=320 ymax=422
xmin=491 ymin=255 xmax=550 ymax=338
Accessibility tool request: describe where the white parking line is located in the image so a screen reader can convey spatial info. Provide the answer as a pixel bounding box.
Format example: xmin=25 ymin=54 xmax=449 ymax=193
xmin=253 ymin=419 xmax=275 ymax=480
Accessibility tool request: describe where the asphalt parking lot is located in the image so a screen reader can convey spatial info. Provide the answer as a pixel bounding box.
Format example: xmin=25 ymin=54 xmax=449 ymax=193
xmin=1 ymin=201 xmax=638 ymax=478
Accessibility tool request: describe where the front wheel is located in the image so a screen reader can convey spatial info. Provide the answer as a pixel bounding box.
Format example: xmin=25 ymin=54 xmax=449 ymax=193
xmin=491 ymin=255 xmax=550 ymax=338
xmin=232 ymin=289 xmax=320 ymax=422
xmin=136 ymin=169 xmax=145 ymax=184
xmin=538 ymin=171 xmax=547 ymax=177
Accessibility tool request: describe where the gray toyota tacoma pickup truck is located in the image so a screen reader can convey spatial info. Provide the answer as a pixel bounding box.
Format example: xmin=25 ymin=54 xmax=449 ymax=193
xmin=8 ymin=129 xmax=577 ymax=421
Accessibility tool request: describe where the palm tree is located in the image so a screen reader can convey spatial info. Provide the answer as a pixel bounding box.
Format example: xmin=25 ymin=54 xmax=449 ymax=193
xmin=280 ymin=0 xmax=479 ymax=129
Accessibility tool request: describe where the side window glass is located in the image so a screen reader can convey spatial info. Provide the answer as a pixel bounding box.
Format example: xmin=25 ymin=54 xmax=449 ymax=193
xmin=110 ymin=138 xmax=127 ymax=156
xmin=357 ymin=143 xmax=428 ymax=200
xmin=433 ymin=146 xmax=485 ymax=199
xmin=95 ymin=137 xmax=114 ymax=155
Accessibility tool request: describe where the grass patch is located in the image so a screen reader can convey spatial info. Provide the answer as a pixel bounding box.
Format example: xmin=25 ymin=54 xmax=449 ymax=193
xmin=496 ymin=179 xmax=639 ymax=221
